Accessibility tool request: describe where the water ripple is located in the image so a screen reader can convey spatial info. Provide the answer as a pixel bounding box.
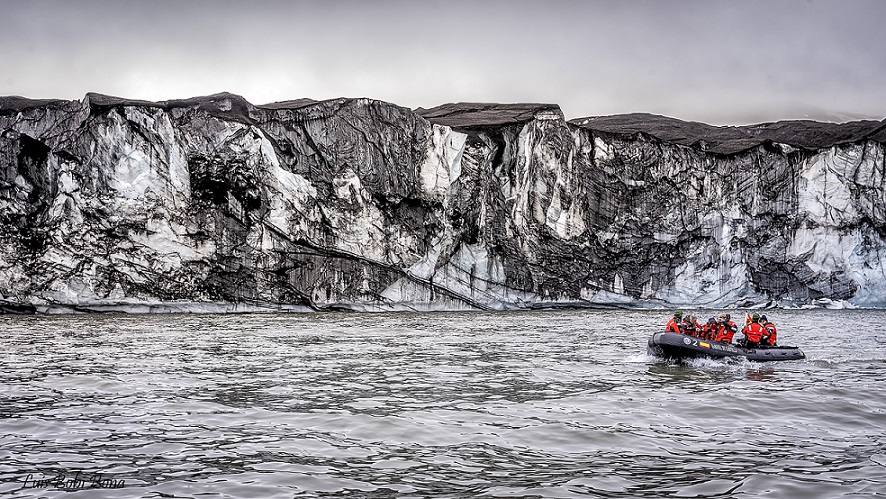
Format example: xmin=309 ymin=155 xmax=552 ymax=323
xmin=1 ymin=310 xmax=885 ymax=497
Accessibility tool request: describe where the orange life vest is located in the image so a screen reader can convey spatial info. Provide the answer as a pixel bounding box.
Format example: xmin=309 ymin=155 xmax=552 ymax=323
xmin=742 ymin=322 xmax=765 ymax=343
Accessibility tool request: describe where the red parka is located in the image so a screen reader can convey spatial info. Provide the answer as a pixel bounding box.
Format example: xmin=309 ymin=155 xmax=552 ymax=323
xmin=715 ymin=321 xmax=737 ymax=343
xmin=665 ymin=319 xmax=682 ymax=334
xmin=702 ymin=323 xmax=717 ymax=340
xmin=763 ymin=322 xmax=777 ymax=346
xmin=682 ymin=320 xmax=700 ymax=337
xmin=742 ymin=322 xmax=765 ymax=344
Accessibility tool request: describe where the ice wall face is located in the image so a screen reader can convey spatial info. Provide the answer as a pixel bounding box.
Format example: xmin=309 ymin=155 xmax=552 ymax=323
xmin=1 ymin=94 xmax=884 ymax=312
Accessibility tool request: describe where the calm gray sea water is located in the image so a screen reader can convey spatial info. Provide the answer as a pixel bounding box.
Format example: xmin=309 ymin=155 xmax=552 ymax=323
xmin=1 ymin=310 xmax=885 ymax=498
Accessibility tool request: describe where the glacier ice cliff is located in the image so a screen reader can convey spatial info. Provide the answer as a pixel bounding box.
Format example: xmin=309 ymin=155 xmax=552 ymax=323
xmin=1 ymin=93 xmax=885 ymax=313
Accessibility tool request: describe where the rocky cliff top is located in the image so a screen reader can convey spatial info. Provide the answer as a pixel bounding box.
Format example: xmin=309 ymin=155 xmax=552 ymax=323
xmin=415 ymin=103 xmax=563 ymax=129
xmin=571 ymin=112 xmax=886 ymax=155
xmin=257 ymin=98 xmax=320 ymax=110
xmin=3 ymin=93 xmax=886 ymax=153
xmin=84 ymin=92 xmax=256 ymax=123
xmin=0 ymin=93 xmax=420 ymax=124
xmin=0 ymin=96 xmax=73 ymax=115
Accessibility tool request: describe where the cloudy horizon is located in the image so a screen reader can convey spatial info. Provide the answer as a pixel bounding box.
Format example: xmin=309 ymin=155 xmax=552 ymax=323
xmin=2 ymin=0 xmax=885 ymax=125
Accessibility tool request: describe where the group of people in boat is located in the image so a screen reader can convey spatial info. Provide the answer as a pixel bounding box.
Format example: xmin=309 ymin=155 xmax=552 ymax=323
xmin=664 ymin=310 xmax=778 ymax=347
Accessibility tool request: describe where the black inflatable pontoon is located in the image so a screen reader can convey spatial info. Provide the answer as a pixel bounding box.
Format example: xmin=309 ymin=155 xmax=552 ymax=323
xmin=648 ymin=332 xmax=805 ymax=362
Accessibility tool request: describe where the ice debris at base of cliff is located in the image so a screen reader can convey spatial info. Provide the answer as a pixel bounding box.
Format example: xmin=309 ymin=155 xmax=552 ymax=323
xmin=1 ymin=93 xmax=885 ymax=312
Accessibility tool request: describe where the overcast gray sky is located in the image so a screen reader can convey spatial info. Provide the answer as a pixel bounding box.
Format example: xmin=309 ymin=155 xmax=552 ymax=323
xmin=2 ymin=0 xmax=884 ymax=124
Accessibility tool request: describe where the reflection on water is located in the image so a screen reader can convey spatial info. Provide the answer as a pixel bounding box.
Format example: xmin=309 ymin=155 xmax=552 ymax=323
xmin=1 ymin=310 xmax=885 ymax=497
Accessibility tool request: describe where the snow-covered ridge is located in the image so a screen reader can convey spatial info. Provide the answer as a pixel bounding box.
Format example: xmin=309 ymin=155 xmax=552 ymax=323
xmin=1 ymin=93 xmax=885 ymax=312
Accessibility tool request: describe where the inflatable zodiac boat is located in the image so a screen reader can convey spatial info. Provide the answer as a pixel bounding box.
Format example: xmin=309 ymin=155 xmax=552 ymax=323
xmin=648 ymin=332 xmax=805 ymax=362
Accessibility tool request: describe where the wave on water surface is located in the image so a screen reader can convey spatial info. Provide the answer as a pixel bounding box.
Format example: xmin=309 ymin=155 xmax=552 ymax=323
xmin=0 ymin=309 xmax=884 ymax=497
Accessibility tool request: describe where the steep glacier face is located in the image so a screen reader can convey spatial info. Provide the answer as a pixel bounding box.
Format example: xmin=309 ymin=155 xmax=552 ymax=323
xmin=577 ymin=136 xmax=886 ymax=308
xmin=0 ymin=94 xmax=884 ymax=312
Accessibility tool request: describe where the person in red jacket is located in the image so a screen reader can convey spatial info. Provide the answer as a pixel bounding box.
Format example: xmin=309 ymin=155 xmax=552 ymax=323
xmin=682 ymin=314 xmax=700 ymax=337
xmin=741 ymin=313 xmax=765 ymax=347
xmin=665 ymin=310 xmax=683 ymax=334
xmin=761 ymin=315 xmax=778 ymax=346
xmin=714 ymin=314 xmax=737 ymax=343
xmin=703 ymin=317 xmax=717 ymax=340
